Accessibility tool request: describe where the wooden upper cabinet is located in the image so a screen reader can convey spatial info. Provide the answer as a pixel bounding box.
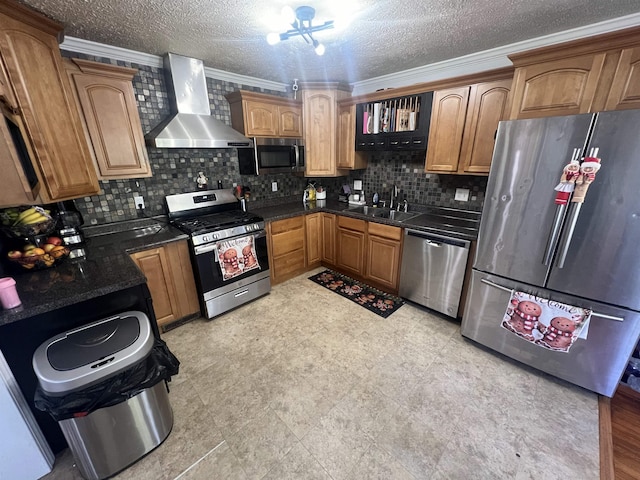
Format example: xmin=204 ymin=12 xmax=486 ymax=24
xmin=336 ymin=102 xmax=367 ymax=170
xmin=277 ymin=104 xmax=303 ymax=137
xmin=459 ymin=79 xmax=511 ymax=174
xmin=0 ymin=4 xmax=99 ymax=201
xmin=244 ymin=100 xmax=278 ymax=136
xmin=425 ymin=86 xmax=470 ymax=173
xmin=303 ymin=89 xmax=338 ymax=176
xmin=508 ymin=53 xmax=606 ymax=119
xmin=508 ymin=26 xmax=640 ymax=118
xmin=65 ymin=58 xmax=152 ymax=179
xmin=606 ymin=46 xmax=640 ymax=111
xmin=425 ymin=78 xmax=510 ymax=175
xmin=226 ymin=90 xmax=302 ymax=137
xmin=302 ymin=83 xmax=351 ymax=177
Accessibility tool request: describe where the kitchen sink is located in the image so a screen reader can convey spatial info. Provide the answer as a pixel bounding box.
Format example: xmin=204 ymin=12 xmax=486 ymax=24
xmin=348 ymin=206 xmax=420 ymax=222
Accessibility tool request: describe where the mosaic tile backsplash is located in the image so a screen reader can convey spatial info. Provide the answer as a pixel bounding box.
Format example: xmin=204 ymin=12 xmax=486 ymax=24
xmin=62 ymin=51 xmax=486 ymax=225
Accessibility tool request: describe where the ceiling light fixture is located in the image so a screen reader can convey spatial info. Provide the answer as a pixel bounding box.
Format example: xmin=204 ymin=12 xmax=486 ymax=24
xmin=266 ymin=6 xmax=334 ymax=56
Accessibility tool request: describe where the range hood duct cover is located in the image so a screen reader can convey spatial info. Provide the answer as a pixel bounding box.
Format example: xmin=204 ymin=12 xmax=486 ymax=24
xmin=145 ymin=53 xmax=253 ymax=149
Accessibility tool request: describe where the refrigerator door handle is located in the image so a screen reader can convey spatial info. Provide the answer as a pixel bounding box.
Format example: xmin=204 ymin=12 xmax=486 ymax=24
xmin=543 ymin=204 xmax=567 ymax=265
xmin=480 ymin=278 xmax=624 ymax=321
xmin=554 ymin=202 xmax=582 ymax=268
xmin=543 ymin=147 xmax=581 ymax=266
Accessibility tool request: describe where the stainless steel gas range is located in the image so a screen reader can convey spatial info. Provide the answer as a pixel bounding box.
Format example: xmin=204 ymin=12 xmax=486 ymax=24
xmin=166 ymin=189 xmax=270 ymax=319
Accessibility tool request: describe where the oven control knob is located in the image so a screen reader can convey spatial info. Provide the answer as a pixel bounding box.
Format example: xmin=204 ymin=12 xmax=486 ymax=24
xmin=202 ymin=236 xmax=209 ymax=243
xmin=246 ymin=225 xmax=252 ymax=231
xmin=253 ymin=224 xmax=259 ymax=230
xmin=213 ymin=233 xmax=218 ymax=240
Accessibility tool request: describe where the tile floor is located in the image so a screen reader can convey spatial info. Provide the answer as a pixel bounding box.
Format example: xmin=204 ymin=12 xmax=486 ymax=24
xmin=42 ymin=268 xmax=600 ymax=479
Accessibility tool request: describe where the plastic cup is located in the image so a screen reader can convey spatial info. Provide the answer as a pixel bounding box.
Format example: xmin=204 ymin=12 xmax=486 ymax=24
xmin=0 ymin=277 xmax=21 ymax=309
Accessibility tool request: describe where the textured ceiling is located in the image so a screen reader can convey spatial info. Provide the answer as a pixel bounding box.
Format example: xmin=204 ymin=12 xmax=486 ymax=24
xmin=19 ymin=0 xmax=640 ymax=84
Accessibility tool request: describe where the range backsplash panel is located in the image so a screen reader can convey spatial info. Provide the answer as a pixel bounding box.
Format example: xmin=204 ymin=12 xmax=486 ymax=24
xmin=62 ymin=51 xmax=486 ymax=225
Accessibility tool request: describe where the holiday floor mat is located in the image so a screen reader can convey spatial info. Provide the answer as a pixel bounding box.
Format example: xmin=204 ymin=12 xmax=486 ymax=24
xmin=308 ymin=270 xmax=404 ymax=319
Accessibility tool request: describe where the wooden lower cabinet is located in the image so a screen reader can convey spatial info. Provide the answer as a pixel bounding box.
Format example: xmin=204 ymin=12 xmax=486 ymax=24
xmin=321 ymin=213 xmax=336 ymax=266
xmin=305 ymin=213 xmax=322 ymax=267
xmin=267 ymin=213 xmax=402 ymax=294
xmin=269 ymin=216 xmax=307 ymax=284
xmin=336 ymin=216 xmax=366 ymax=277
xmin=365 ymin=222 xmax=402 ymax=293
xmin=129 ymin=240 xmax=200 ymax=328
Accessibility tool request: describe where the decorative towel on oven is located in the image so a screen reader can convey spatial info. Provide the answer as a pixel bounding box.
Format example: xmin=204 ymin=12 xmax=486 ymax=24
xmin=215 ymin=235 xmax=260 ymax=281
xmin=501 ymin=290 xmax=591 ymax=353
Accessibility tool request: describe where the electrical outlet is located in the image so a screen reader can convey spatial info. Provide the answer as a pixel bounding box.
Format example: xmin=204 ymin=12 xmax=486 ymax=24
xmin=454 ymin=188 xmax=470 ymax=202
xmin=134 ymin=195 xmax=145 ymax=209
xmin=272 ymin=181 xmax=278 ymax=192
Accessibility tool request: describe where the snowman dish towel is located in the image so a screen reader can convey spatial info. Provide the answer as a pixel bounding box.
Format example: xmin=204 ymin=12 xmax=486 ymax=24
xmin=502 ymin=291 xmax=591 ymax=353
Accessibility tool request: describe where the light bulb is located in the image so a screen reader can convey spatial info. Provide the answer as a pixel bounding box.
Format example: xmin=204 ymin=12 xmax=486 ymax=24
xmin=266 ymin=32 xmax=281 ymax=45
xmin=314 ymin=42 xmax=325 ymax=56
xmin=281 ymin=6 xmax=296 ymax=25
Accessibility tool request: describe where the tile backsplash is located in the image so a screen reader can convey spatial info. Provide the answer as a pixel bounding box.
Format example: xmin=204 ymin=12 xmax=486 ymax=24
xmin=63 ymin=51 xmax=486 ymax=225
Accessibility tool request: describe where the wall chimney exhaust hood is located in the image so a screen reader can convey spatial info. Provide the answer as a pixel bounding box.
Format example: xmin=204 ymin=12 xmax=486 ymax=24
xmin=145 ymin=53 xmax=253 ymax=149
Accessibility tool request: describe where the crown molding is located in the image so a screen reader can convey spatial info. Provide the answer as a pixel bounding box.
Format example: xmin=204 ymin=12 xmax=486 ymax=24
xmin=351 ymin=12 xmax=640 ymax=96
xmin=60 ymin=36 xmax=289 ymax=92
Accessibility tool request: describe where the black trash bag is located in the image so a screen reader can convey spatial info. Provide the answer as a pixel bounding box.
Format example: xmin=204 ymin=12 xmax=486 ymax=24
xmin=34 ymin=337 xmax=179 ymax=421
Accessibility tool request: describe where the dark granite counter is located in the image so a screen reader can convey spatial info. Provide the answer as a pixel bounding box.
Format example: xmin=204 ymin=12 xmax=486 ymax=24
xmin=0 ymin=218 xmax=187 ymax=326
xmin=251 ymin=200 xmax=480 ymax=241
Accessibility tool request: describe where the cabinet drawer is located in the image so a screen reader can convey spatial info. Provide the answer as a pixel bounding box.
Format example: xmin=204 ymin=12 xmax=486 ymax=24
xmin=270 ymin=216 xmax=304 ymax=235
xmin=337 ymin=216 xmax=366 ymax=232
xmin=272 ymin=250 xmax=305 ymax=278
xmin=272 ymin=229 xmax=304 ymax=257
xmin=367 ymin=222 xmax=402 ymax=240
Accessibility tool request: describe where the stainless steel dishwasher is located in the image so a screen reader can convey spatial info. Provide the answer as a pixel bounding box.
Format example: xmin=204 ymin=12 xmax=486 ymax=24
xmin=399 ymin=229 xmax=470 ymax=317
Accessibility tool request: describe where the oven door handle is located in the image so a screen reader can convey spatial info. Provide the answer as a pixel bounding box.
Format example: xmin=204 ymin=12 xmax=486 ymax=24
xmin=193 ymin=230 xmax=266 ymax=256
xmin=194 ymin=244 xmax=217 ymax=255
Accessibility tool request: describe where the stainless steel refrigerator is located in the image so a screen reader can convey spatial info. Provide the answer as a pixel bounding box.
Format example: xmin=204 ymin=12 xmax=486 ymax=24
xmin=461 ymin=110 xmax=640 ymax=397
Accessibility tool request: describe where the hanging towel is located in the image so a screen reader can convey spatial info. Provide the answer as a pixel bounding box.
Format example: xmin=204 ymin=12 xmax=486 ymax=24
xmin=502 ymin=290 xmax=591 ymax=353
xmin=215 ymin=235 xmax=260 ymax=281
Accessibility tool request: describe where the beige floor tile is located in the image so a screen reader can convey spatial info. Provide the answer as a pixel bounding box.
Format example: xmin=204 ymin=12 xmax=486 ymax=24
xmin=347 ymin=442 xmax=416 ymax=480
xmin=177 ymin=441 xmax=247 ymax=480
xmin=301 ymin=407 xmax=373 ymax=480
xmin=374 ymin=406 xmax=452 ymax=479
xmin=225 ymin=408 xmax=297 ymax=480
xmin=269 ymin=375 xmax=338 ymax=439
xmin=261 ymin=442 xmax=331 ymax=480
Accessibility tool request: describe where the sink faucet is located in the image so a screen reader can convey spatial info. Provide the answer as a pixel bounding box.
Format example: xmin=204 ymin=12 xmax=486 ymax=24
xmin=402 ymin=199 xmax=408 ymax=212
xmin=390 ymin=185 xmax=399 ymax=210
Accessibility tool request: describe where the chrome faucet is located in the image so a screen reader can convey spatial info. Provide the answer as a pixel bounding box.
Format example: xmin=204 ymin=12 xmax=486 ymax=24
xmin=390 ymin=185 xmax=399 ymax=210
xmin=402 ymin=199 xmax=408 ymax=212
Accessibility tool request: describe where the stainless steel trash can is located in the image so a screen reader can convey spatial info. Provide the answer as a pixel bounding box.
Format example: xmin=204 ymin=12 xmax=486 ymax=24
xmin=32 ymin=311 xmax=173 ymax=480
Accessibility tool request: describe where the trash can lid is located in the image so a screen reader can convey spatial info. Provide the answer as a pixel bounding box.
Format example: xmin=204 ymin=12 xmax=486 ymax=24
xmin=32 ymin=311 xmax=154 ymax=395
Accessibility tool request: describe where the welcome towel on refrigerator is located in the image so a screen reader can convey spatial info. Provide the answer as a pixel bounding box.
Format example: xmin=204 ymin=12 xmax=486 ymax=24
xmin=502 ymin=291 xmax=591 ymax=353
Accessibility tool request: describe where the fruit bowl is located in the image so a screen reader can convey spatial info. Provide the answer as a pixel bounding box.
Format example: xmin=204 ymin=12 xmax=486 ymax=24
xmin=8 ymin=246 xmax=69 ymax=270
xmin=1 ymin=206 xmax=55 ymax=238
xmin=6 ymin=217 xmax=56 ymax=238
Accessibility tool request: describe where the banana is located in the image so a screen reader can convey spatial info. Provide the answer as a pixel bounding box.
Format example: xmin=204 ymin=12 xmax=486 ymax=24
xmin=20 ymin=213 xmax=47 ymax=225
xmin=16 ymin=208 xmax=37 ymax=222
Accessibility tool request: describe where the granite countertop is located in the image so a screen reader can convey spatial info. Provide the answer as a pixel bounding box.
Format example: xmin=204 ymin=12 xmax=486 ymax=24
xmin=0 ymin=218 xmax=187 ymax=326
xmin=251 ymin=200 xmax=480 ymax=241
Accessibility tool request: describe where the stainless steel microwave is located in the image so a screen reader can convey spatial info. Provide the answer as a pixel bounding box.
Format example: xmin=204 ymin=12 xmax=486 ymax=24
xmin=237 ymin=137 xmax=304 ymax=175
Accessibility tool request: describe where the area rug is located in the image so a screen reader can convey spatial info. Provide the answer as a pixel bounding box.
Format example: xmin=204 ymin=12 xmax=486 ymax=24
xmin=308 ymin=269 xmax=404 ymax=318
